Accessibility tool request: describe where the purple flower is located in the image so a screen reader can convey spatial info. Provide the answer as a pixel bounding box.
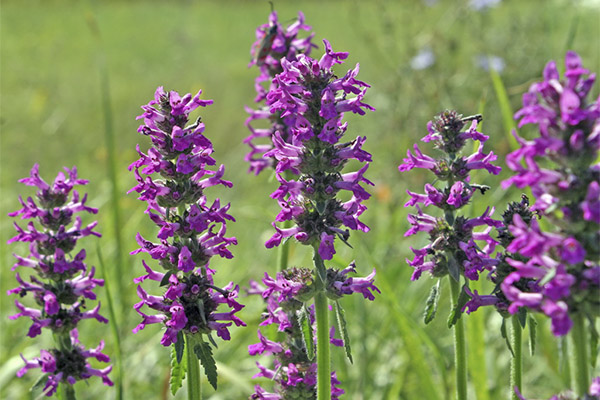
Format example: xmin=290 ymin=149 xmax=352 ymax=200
xmin=7 ymin=165 xmax=110 ymax=393
xmin=245 ymin=11 xmax=317 ymax=175
xmin=130 ymin=87 xmax=245 ymax=366
xmin=500 ymin=51 xmax=599 ymax=336
xmin=264 ymin=39 xmax=374 ymax=260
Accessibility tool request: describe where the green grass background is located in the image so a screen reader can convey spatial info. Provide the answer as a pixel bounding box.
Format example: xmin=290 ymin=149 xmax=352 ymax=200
xmin=1 ymin=0 xmax=599 ymax=399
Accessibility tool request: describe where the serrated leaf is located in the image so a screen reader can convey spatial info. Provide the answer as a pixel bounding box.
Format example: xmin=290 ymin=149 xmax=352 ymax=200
xmin=207 ymin=333 xmax=218 ymax=349
xmin=30 ymin=373 xmax=49 ymax=392
xmin=447 ymin=253 xmax=460 ymax=283
xmin=160 ymin=271 xmax=172 ymax=287
xmin=501 ymin=318 xmax=515 ymax=357
xmin=447 ymin=283 xmax=470 ymax=328
xmin=334 ymin=300 xmax=353 ymax=363
xmin=194 ymin=340 xmax=218 ymax=390
xmin=590 ymin=319 xmax=599 ymax=368
xmin=528 ymin=314 xmax=537 ymax=356
xmin=423 ymin=281 xmax=440 ymax=325
xmin=170 ymin=342 xmax=187 ymax=395
xmin=297 ymin=304 xmax=315 ymax=361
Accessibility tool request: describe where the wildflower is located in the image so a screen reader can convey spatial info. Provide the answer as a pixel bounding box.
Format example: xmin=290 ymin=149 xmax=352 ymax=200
xmin=129 ymin=87 xmax=244 ymax=390
xmin=7 ymin=165 xmax=110 ymax=395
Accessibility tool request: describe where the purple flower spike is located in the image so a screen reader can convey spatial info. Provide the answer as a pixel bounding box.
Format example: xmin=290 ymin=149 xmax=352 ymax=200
xmin=248 ymin=267 xmax=349 ymax=399
xmin=263 ymin=39 xmax=374 ymax=258
xmin=8 ymin=165 xmax=110 ymax=393
xmin=399 ymin=112 xmax=502 ymax=284
xmin=130 ymin=88 xmax=244 ymax=392
xmin=500 ymin=51 xmax=599 ymax=336
xmin=245 ymin=11 xmax=317 ymax=175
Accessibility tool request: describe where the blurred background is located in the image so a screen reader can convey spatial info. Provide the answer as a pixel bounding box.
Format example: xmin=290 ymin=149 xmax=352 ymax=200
xmin=1 ymin=0 xmax=599 ymax=399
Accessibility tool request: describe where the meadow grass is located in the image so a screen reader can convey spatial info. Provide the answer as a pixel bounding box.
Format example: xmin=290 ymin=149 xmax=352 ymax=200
xmin=1 ymin=0 xmax=599 ymax=399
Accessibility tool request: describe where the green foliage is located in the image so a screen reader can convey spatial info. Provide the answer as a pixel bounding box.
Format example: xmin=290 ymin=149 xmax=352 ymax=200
xmin=423 ymin=281 xmax=440 ymax=325
xmin=447 ymin=283 xmax=470 ymax=329
xmin=170 ymin=342 xmax=187 ymax=396
xmin=297 ymin=304 xmax=315 ymax=361
xmin=194 ymin=339 xmax=218 ymax=391
xmin=334 ymin=300 xmax=353 ymax=364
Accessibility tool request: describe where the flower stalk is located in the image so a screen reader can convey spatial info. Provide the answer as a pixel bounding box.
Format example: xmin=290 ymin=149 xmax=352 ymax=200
xmin=510 ymin=315 xmax=522 ymax=400
xmin=449 ymin=276 xmax=467 ymax=400
xmin=570 ymin=313 xmax=589 ymax=396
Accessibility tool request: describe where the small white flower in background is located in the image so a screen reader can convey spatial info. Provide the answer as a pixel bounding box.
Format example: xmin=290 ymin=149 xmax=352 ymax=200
xmin=410 ymin=47 xmax=435 ymax=70
xmin=468 ymin=0 xmax=502 ymax=11
xmin=476 ymin=55 xmax=505 ymax=73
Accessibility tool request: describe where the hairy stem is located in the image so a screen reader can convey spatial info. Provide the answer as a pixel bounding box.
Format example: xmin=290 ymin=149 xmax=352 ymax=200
xmin=313 ymin=250 xmax=331 ymax=400
xmin=186 ymin=335 xmax=202 ymax=400
xmin=510 ymin=315 xmax=522 ymax=400
xmin=449 ymin=276 xmax=467 ymax=400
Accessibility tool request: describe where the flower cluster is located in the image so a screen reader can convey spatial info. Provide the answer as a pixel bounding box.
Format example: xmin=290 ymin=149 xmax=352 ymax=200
xmin=263 ymin=39 xmax=375 ymax=260
xmin=7 ymin=164 xmax=111 ymax=395
xmin=248 ymin=265 xmax=379 ymax=399
xmin=245 ymin=10 xmax=317 ymax=175
xmin=129 ymin=87 xmax=245 ymax=349
xmin=399 ymin=111 xmax=502 ymax=284
xmin=500 ymin=51 xmax=599 ymax=336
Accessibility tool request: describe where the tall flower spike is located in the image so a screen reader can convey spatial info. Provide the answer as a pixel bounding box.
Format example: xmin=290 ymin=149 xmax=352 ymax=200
xmin=248 ymin=266 xmax=377 ymax=399
xmin=264 ymin=39 xmax=374 ymax=260
xmin=245 ymin=10 xmax=317 ymax=175
xmin=8 ymin=165 xmax=111 ymax=396
xmin=130 ymin=87 xmax=245 ymax=393
xmin=500 ymin=51 xmax=599 ymax=339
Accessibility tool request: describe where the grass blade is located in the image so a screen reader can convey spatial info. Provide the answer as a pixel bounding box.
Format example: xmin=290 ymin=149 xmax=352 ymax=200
xmin=489 ymin=66 xmax=518 ymax=149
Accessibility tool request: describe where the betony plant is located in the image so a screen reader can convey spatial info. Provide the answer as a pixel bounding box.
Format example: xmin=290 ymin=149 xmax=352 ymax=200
xmin=8 ymin=164 xmax=112 ymax=398
xmin=128 ymin=87 xmax=245 ymax=398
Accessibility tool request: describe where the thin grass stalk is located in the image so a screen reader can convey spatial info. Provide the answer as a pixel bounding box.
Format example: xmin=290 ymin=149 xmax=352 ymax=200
xmin=510 ymin=315 xmax=522 ymax=400
xmin=449 ymin=276 xmax=467 ymax=400
xmin=96 ymin=244 xmax=123 ymax=400
xmin=466 ymin=279 xmax=490 ymax=400
xmin=570 ymin=313 xmax=589 ymax=396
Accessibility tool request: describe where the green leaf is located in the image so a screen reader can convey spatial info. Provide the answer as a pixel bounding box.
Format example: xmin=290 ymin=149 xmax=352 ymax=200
xmin=501 ymin=317 xmax=515 ymax=357
xmin=170 ymin=342 xmax=187 ymax=396
xmin=194 ymin=340 xmax=218 ymax=390
xmin=517 ymin=308 xmax=527 ymax=329
xmin=30 ymin=373 xmax=49 ymax=392
xmin=446 ymin=253 xmax=460 ymax=283
xmin=489 ymin=66 xmax=518 ymax=149
xmin=174 ymin=330 xmax=185 ymax=364
xmin=528 ymin=314 xmax=537 ymax=356
xmin=334 ymin=300 xmax=353 ymax=363
xmin=447 ymin=283 xmax=470 ymax=328
xmin=590 ymin=318 xmax=599 ymax=368
xmin=160 ymin=271 xmax=172 ymax=287
xmin=297 ymin=304 xmax=315 ymax=361
xmin=423 ymin=281 xmax=440 ymax=325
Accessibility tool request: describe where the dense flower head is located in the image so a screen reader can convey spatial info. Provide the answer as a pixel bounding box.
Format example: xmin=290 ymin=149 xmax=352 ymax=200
xmin=7 ymin=165 xmax=110 ymax=392
xmin=130 ymin=87 xmax=244 ymax=348
xmin=247 ymin=266 xmax=375 ymax=399
xmin=17 ymin=329 xmax=113 ymax=396
xmin=245 ymin=11 xmax=318 ymax=175
xmin=263 ymin=39 xmax=374 ymax=260
xmin=400 ymin=111 xmax=502 ymax=282
xmin=499 ymin=51 xmax=599 ymax=336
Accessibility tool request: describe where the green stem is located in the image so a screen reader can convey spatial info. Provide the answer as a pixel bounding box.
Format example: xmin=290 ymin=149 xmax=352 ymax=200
xmin=278 ymin=218 xmax=292 ymax=272
xmin=449 ymin=276 xmax=467 ymax=400
xmin=313 ymin=250 xmax=331 ymax=400
xmin=315 ymin=290 xmax=331 ymax=400
xmin=510 ymin=315 xmax=522 ymax=400
xmin=570 ymin=313 xmax=589 ymax=396
xmin=186 ymin=334 xmax=202 ymax=400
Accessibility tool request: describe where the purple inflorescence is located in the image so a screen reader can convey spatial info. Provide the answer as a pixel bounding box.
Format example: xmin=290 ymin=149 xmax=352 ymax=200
xmin=7 ymin=164 xmax=112 ymax=395
xmin=263 ymin=38 xmax=375 ymax=260
xmin=245 ymin=10 xmax=317 ymax=175
xmin=399 ymin=111 xmax=502 ymax=283
xmin=129 ymin=87 xmax=245 ymax=346
xmin=248 ymin=265 xmax=378 ymax=399
xmin=500 ymin=51 xmax=599 ymax=336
